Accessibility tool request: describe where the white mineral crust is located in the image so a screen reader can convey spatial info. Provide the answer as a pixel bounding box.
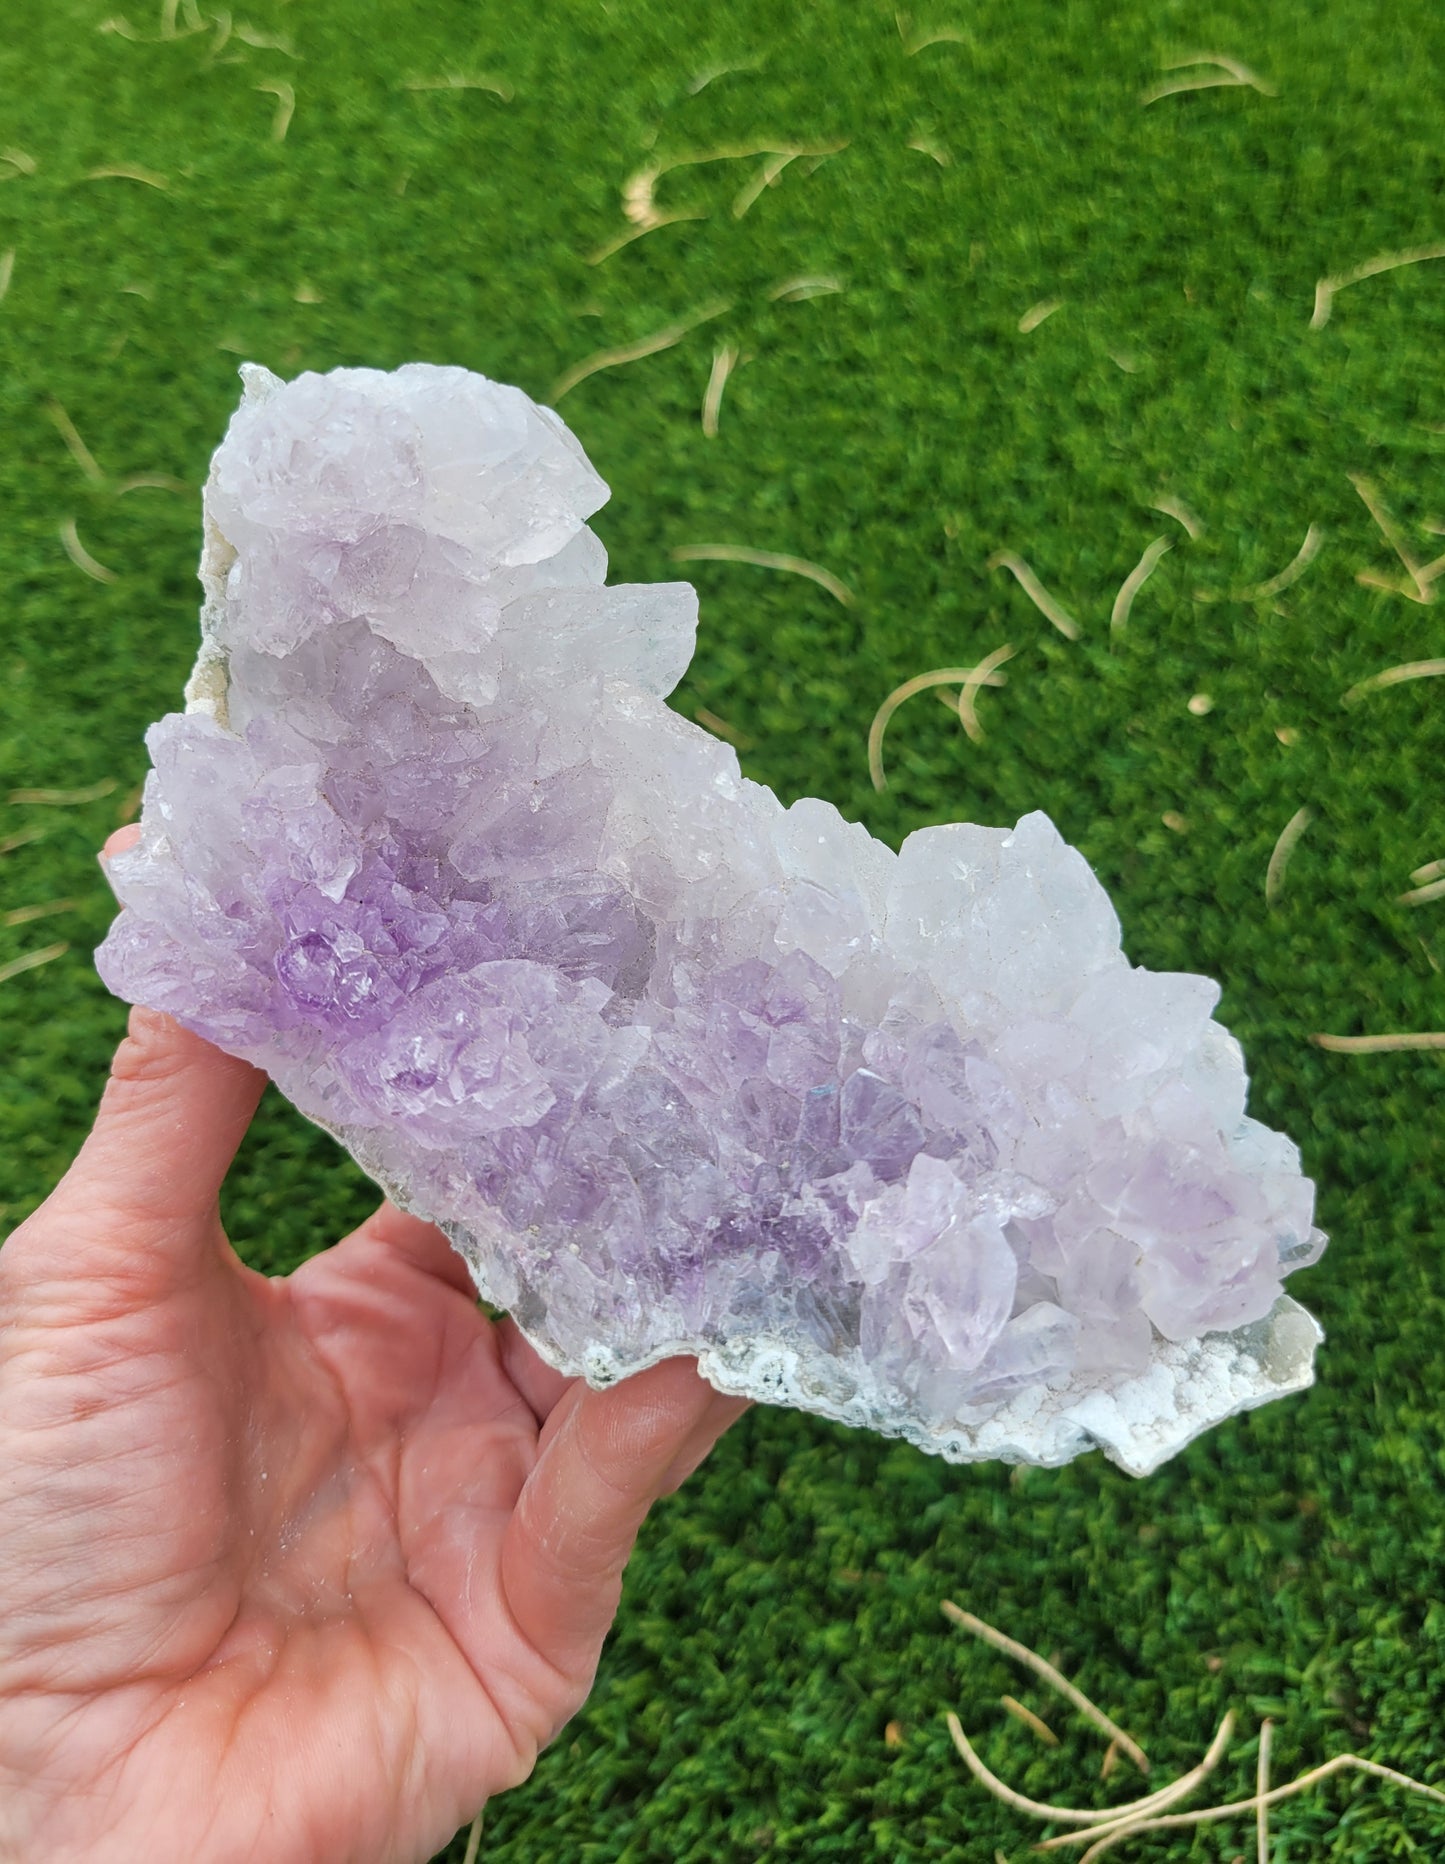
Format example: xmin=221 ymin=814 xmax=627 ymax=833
xmin=97 ymin=362 xmax=1325 ymax=1476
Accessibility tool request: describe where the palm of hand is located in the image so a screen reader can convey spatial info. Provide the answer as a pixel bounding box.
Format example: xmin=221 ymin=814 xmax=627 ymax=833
xmin=0 ymin=1012 xmax=744 ymax=1864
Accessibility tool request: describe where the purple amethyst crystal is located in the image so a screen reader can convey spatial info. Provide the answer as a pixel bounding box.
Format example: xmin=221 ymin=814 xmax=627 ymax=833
xmin=96 ymin=363 xmax=1324 ymax=1474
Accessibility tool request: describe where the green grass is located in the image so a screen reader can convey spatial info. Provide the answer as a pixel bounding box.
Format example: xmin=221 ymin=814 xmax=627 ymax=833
xmin=3 ymin=0 xmax=1445 ymax=1856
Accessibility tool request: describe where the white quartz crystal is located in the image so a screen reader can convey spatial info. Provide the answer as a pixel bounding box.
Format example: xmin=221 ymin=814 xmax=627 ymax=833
xmin=97 ymin=363 xmax=1325 ymax=1475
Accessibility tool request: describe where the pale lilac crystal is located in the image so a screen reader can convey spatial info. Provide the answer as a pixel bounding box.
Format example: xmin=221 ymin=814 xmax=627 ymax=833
xmin=96 ymin=363 xmax=1326 ymax=1474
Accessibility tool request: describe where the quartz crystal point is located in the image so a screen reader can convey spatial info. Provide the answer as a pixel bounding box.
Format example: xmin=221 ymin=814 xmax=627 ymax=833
xmin=96 ymin=363 xmax=1326 ymax=1476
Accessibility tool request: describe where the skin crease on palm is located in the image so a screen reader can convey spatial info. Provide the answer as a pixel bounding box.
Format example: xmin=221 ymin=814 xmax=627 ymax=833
xmin=0 ymin=825 xmax=750 ymax=1864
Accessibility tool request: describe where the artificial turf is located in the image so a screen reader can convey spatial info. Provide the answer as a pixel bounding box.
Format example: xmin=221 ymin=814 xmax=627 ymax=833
xmin=2 ymin=0 xmax=1444 ymax=1856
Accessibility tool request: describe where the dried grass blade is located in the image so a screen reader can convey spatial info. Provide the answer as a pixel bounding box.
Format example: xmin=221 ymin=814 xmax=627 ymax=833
xmin=701 ymin=344 xmax=739 ymax=437
xmin=83 ymin=163 xmax=169 ymax=188
xmin=402 ymin=74 xmax=512 ymax=98
xmin=1256 ymin=1718 xmax=1272 ymax=1864
xmin=945 ymin=1715 xmax=1121 ymax=1825
xmin=59 ymin=519 xmax=118 ymax=584
xmin=1312 ymin=242 xmax=1445 ymax=329
xmin=987 ymin=552 xmax=1080 ymax=639
xmin=1237 ymin=523 xmax=1322 ymax=600
xmin=1033 ymin=1714 xmax=1236 ymax=1850
xmin=551 ymin=300 xmax=731 ymax=401
xmin=1165 ymin=52 xmax=1272 ymax=90
xmin=1142 ymin=70 xmax=1245 ymax=105
xmin=9 ymin=779 xmax=116 ymax=806
xmin=45 ymin=401 xmax=106 ymax=483
xmin=1110 ymin=536 xmax=1173 ymax=633
xmin=1313 ymin=1031 xmax=1445 ymax=1054
xmin=257 ymin=80 xmax=295 ymax=142
xmin=905 ymin=27 xmax=970 ymax=54
xmin=114 ymin=473 xmax=189 ymax=495
xmin=1149 ymin=496 xmax=1203 ymax=538
xmin=2 ymin=899 xmax=77 ymax=928
xmin=941 ymin=1604 xmax=1147 ymax=1770
xmin=949 ymin=1709 xmax=1232 ymax=1836
xmin=0 ymin=942 xmax=69 ymax=985
xmin=586 ymin=213 xmax=703 ymax=266
xmin=1073 ymin=1747 xmax=1445 ymax=1859
xmin=694 ymin=707 xmax=753 ymax=750
xmin=232 ymin=22 xmax=293 ymax=52
xmin=624 ymin=140 xmax=847 ymax=228
xmin=1264 ymin=806 xmax=1311 ymax=908
xmin=1348 ymin=473 xmax=1430 ymax=601
xmin=867 ymin=662 xmax=1008 ymax=790
xmin=1342 ymin=659 xmax=1445 ymax=703
xmin=1018 ymin=298 xmax=1062 ymax=333
xmin=1001 ymin=1695 xmax=1059 ymax=1746
xmin=768 ymin=275 xmax=843 ymax=302
xmin=671 ymin=543 xmax=853 ymax=607
xmin=1355 ymin=569 xmax=1432 ymax=605
xmin=686 ymin=59 xmax=762 ymax=95
xmin=955 ymin=642 xmax=1016 ymax=743
xmin=907 ymin=134 xmax=950 ymax=166
xmin=733 ymin=151 xmax=796 ymax=218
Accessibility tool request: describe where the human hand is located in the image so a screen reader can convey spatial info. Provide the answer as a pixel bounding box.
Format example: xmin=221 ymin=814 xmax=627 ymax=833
xmin=0 ymin=846 xmax=748 ymax=1864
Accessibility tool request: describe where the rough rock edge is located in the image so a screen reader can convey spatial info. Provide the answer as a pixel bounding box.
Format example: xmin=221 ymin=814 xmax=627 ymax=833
xmin=448 ymin=1216 xmax=1321 ymax=1477
xmin=179 ymin=360 xmax=1324 ymax=1476
xmin=338 ymin=1117 xmax=1321 ymax=1477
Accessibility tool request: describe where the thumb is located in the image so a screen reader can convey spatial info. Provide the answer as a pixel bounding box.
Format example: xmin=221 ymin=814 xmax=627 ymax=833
xmin=67 ymin=1005 xmax=266 ymax=1235
xmin=500 ymin=1357 xmax=748 ymax=1683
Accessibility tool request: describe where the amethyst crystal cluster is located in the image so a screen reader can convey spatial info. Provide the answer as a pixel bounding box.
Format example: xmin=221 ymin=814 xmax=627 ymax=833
xmin=97 ymin=363 xmax=1324 ymax=1473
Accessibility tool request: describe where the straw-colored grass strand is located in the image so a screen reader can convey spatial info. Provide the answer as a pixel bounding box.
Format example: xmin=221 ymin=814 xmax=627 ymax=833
xmin=1149 ymin=495 xmax=1202 ymax=538
xmin=257 ymin=80 xmax=295 ymax=142
xmin=701 ymin=344 xmax=739 ymax=437
xmin=1342 ymin=659 xmax=1445 ymax=704
xmin=941 ymin=1603 xmax=1148 ymax=1771
xmin=83 ymin=163 xmax=169 ymax=188
xmin=0 ymin=942 xmax=69 ymax=985
xmin=946 ymin=1711 xmax=1230 ymax=1831
xmin=1348 ymin=473 xmax=1433 ymax=603
xmin=2 ymin=899 xmax=77 ymax=928
xmin=45 ymin=401 xmax=106 ymax=484
xmin=1063 ymin=1747 xmax=1445 ymax=1860
xmin=1313 ymin=242 xmax=1445 ymax=329
xmin=671 ymin=543 xmax=853 ymax=607
xmin=1110 ymin=536 xmax=1173 ymax=633
xmin=59 ymin=519 xmax=118 ymax=584
xmin=1001 ymin=1695 xmax=1059 ymax=1746
xmin=551 ymin=300 xmax=731 ymax=401
xmin=1237 ymin=523 xmax=1322 ymax=600
xmin=1256 ymin=1718 xmax=1272 ymax=1864
xmin=1264 ymin=806 xmax=1312 ymax=907
xmin=8 ymin=779 xmax=117 ymax=806
xmin=987 ymin=551 xmax=1080 ymax=639
xmin=1313 ymin=1030 xmax=1445 ymax=1054
xmin=867 ymin=657 xmax=1010 ymax=791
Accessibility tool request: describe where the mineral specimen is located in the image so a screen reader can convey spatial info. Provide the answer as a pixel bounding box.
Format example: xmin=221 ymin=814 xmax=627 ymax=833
xmin=96 ymin=362 xmax=1325 ymax=1475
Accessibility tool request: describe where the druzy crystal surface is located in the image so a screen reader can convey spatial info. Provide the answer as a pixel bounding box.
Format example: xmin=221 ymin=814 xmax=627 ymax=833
xmin=97 ymin=363 xmax=1325 ymax=1474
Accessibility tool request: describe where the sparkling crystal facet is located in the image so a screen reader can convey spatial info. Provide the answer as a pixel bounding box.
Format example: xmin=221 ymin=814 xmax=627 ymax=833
xmin=96 ymin=364 xmax=1325 ymax=1474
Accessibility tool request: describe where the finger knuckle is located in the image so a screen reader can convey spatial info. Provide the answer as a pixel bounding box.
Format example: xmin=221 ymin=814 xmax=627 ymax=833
xmin=107 ymin=1008 xmax=188 ymax=1091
